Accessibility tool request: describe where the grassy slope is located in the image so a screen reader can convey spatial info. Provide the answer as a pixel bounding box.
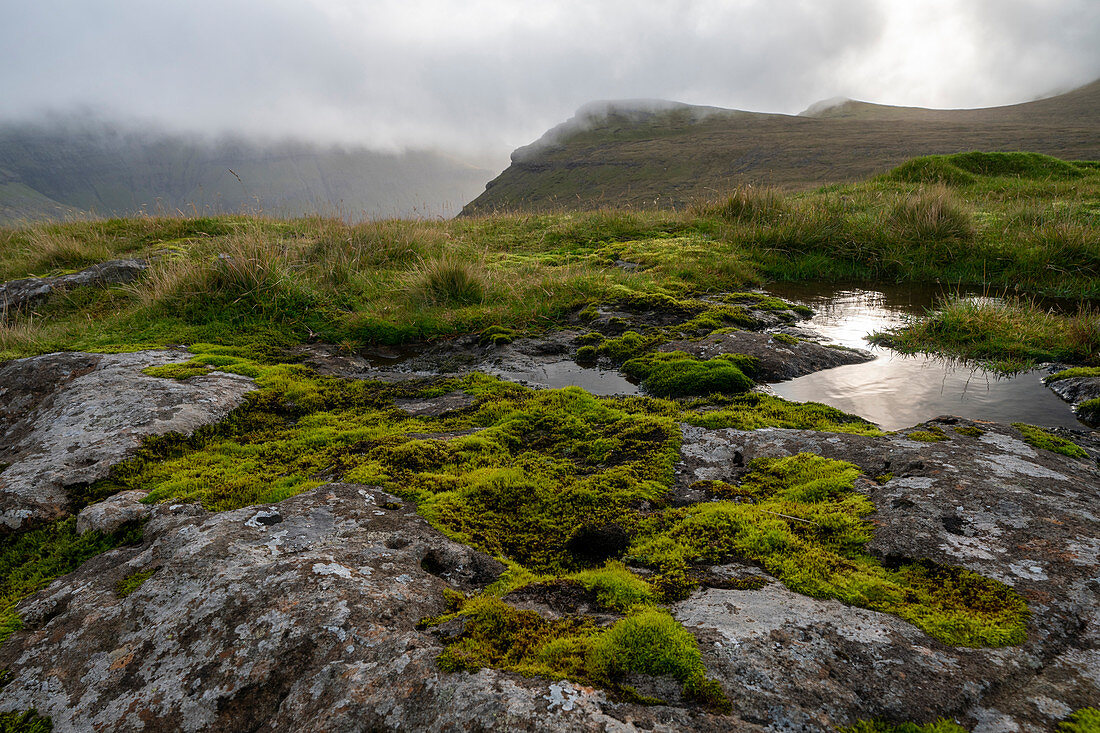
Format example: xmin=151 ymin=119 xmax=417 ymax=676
xmin=463 ymin=80 xmax=1100 ymax=213
xmin=1 ymin=152 xmax=1097 ymax=364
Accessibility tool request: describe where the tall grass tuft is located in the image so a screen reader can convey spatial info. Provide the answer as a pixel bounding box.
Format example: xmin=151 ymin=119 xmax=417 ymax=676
xmin=410 ymin=255 xmax=488 ymax=305
xmin=689 ymin=186 xmax=788 ymax=224
xmin=889 ymin=186 xmax=975 ymax=243
xmin=20 ymin=229 xmax=113 ymax=274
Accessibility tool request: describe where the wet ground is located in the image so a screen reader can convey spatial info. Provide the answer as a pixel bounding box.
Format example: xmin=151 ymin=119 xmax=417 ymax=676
xmin=764 ymin=283 xmax=1086 ymax=431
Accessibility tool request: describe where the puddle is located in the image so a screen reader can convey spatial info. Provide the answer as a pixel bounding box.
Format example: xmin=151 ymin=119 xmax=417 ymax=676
xmin=764 ymin=283 xmax=1086 ymax=431
xmin=489 ymin=361 xmax=641 ymax=396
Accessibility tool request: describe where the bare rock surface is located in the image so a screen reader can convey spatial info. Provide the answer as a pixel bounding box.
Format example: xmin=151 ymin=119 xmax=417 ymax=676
xmin=0 ymin=350 xmax=255 ymax=530
xmin=0 ymin=259 xmax=146 ymax=313
xmin=0 ymin=483 xmax=739 ymax=732
xmin=76 ymin=490 xmax=151 ymax=535
xmin=660 ymin=331 xmax=874 ymax=382
xmin=676 ymin=416 xmax=1100 ymax=731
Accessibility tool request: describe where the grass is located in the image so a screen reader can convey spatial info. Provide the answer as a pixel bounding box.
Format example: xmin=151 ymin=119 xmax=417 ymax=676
xmin=0 ymin=710 xmax=52 ymax=732
xmin=1059 ymin=708 xmax=1100 ymax=733
xmin=1 ymin=153 xmax=1099 ymax=363
xmin=873 ymin=297 xmax=1100 ymax=371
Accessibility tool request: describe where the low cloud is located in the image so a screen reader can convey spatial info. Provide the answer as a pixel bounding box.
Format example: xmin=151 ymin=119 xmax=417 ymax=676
xmin=1 ymin=0 xmax=1096 ymax=162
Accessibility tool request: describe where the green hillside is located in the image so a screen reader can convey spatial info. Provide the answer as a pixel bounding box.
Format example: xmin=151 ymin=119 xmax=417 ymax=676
xmin=462 ymin=80 xmax=1100 ymax=214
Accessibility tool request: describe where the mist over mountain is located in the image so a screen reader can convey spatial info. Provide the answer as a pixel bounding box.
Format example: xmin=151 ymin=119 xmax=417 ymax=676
xmin=0 ymin=117 xmax=497 ymax=224
xmin=462 ymin=79 xmax=1100 ymax=214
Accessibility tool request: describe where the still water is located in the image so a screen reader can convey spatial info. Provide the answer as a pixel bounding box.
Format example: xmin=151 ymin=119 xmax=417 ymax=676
xmin=764 ymin=283 xmax=1085 ymax=431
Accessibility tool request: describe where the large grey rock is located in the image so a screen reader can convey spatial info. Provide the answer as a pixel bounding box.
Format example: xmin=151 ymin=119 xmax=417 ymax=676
xmin=0 ymin=259 xmax=146 ymax=313
xmin=0 ymin=350 xmax=255 ymax=530
xmin=0 ymin=483 xmax=736 ymax=732
xmin=675 ymin=417 xmax=1100 ymax=731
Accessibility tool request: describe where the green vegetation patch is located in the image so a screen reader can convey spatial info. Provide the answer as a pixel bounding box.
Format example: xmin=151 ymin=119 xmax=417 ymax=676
xmin=884 ymin=152 xmax=1087 ymax=187
xmin=621 ymin=351 xmax=755 ymax=398
xmin=1047 ymin=367 xmax=1100 ymax=382
xmin=0 ymin=710 xmax=53 ymax=732
xmin=1059 ymin=708 xmax=1100 ymax=733
xmin=627 ymin=454 xmax=1028 ymax=646
xmin=478 ymin=325 xmax=515 ymax=346
xmin=908 ymin=427 xmax=948 ymax=443
xmin=116 ymin=567 xmax=157 ymax=598
xmin=432 ymin=595 xmax=728 ymax=710
xmin=841 ymin=718 xmax=966 ymax=733
xmin=953 ymin=426 xmax=985 ymax=437
xmin=1078 ymin=398 xmax=1100 ymax=426
xmin=0 ymin=517 xmax=143 ymax=644
xmin=1011 ymin=423 xmax=1089 ymax=458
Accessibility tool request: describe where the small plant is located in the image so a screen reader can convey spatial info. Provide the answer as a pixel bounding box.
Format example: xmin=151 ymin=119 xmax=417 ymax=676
xmin=1059 ymin=708 xmax=1100 ymax=733
xmin=953 ymin=426 xmax=985 ymax=437
xmin=116 ymin=567 xmax=158 ymax=598
xmin=1012 ymin=423 xmax=1088 ymax=458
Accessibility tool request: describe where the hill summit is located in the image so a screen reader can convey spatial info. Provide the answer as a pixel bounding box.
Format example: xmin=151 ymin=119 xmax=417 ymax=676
xmin=462 ymin=80 xmax=1100 ymax=214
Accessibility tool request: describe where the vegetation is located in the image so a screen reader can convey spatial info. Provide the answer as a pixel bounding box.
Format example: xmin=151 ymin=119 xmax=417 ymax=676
xmin=1011 ymin=423 xmax=1089 ymax=458
xmin=0 ymin=710 xmax=52 ymax=732
xmin=841 ymin=719 xmax=966 ymax=733
xmin=1059 ymin=708 xmax=1100 ymax=733
xmin=116 ymin=567 xmax=157 ymax=598
xmin=0 ymin=518 xmax=143 ymax=644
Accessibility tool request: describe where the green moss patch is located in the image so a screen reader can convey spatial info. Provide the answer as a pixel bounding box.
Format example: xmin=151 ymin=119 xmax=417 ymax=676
xmin=478 ymin=325 xmax=515 ymax=346
xmin=1046 ymin=367 xmax=1100 ymax=382
xmin=1059 ymin=708 xmax=1100 ymax=733
xmin=1078 ymin=398 xmax=1100 ymax=426
xmin=431 ymin=595 xmax=728 ymax=711
xmin=628 ymin=454 xmax=1028 ymax=646
xmin=908 ymin=427 xmax=948 ymax=443
xmin=0 ymin=710 xmax=53 ymax=732
xmin=953 ymin=426 xmax=985 ymax=437
xmin=621 ymin=352 xmax=755 ymax=398
xmin=1011 ymin=423 xmax=1088 ymax=458
xmin=0 ymin=518 xmax=143 ymax=645
xmin=116 ymin=567 xmax=157 ymax=598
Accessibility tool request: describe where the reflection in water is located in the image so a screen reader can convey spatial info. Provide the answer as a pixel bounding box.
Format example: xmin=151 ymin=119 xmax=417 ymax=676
xmin=490 ymin=361 xmax=641 ymax=396
xmin=764 ymin=283 xmax=1085 ymax=431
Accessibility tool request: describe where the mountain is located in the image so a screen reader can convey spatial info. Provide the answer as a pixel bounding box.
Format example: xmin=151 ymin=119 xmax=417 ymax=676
xmin=0 ymin=118 xmax=495 ymax=225
xmin=462 ymin=80 xmax=1100 ymax=214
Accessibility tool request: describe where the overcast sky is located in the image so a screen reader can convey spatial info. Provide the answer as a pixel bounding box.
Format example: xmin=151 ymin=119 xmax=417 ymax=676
xmin=2 ymin=0 xmax=1098 ymax=164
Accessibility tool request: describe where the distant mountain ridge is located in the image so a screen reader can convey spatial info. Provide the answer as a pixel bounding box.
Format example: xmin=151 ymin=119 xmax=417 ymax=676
xmin=0 ymin=119 xmax=495 ymax=225
xmin=463 ymin=79 xmax=1100 ymax=214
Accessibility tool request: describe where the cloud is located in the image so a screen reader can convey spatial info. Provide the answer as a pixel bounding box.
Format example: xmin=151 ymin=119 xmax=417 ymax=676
xmin=1 ymin=0 xmax=1096 ymax=160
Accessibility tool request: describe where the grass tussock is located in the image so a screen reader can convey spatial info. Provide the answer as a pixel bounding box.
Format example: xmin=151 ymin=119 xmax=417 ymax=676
xmin=688 ymin=185 xmax=787 ymax=223
xmin=410 ymin=255 xmax=489 ymax=305
xmin=874 ymin=297 xmax=1100 ymax=370
xmin=888 ymin=186 xmax=975 ymax=244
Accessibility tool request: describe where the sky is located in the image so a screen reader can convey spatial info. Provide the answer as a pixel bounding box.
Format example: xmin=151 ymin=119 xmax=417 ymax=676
xmin=2 ymin=0 xmax=1098 ymax=165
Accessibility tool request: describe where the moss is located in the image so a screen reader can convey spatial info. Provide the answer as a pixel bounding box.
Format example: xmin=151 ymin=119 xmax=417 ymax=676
xmin=953 ymin=426 xmax=985 ymax=437
xmin=575 ymin=331 xmax=605 ymax=346
xmin=479 ymin=325 xmax=516 ymax=346
xmin=627 ymin=453 xmax=1029 ymax=646
xmin=0 ymin=518 xmax=143 ymax=645
xmin=875 ymin=473 xmax=894 ymax=484
xmin=1078 ymin=398 xmax=1100 ymax=426
xmin=568 ymin=561 xmax=654 ymax=612
xmin=1011 ymin=423 xmax=1088 ymax=458
xmin=575 ymin=345 xmax=598 ymax=364
xmin=690 ymin=479 xmax=757 ymax=501
xmin=143 ymin=362 xmax=213 ymax=380
xmin=771 ymin=333 xmax=801 ymax=345
xmin=1059 ymin=708 xmax=1100 ymax=733
xmin=1046 ymin=366 xmax=1100 ymax=382
xmin=908 ymin=428 xmax=948 ymax=442
xmin=116 ymin=567 xmax=157 ymax=597
xmin=596 ymin=330 xmax=665 ymax=363
xmin=0 ymin=710 xmax=52 ymax=732
xmin=621 ymin=352 xmax=754 ymax=398
xmin=432 ymin=596 xmax=728 ymax=711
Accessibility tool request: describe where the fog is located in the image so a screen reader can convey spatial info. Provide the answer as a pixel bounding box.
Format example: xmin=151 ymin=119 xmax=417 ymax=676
xmin=2 ymin=0 xmax=1097 ymax=164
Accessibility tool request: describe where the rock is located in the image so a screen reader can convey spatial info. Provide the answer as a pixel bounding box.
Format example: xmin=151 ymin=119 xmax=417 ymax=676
xmin=0 ymin=350 xmax=255 ymax=531
xmin=675 ymin=416 xmax=1100 ymax=730
xmin=0 ymin=260 xmax=146 ymax=313
xmin=75 ymin=490 xmax=151 ymax=535
xmin=0 ymin=483 xmax=732 ymax=732
xmin=659 ymin=331 xmax=874 ymax=382
xmin=1046 ymin=374 xmax=1100 ymax=426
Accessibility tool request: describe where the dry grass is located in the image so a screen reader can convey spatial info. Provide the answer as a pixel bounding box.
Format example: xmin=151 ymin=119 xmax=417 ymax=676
xmin=888 ymin=186 xmax=975 ymax=243
xmin=688 ymin=186 xmax=788 ymax=223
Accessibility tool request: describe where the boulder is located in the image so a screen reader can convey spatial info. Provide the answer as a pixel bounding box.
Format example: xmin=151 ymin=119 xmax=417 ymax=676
xmin=76 ymin=490 xmax=151 ymax=535
xmin=0 ymin=483 xmax=734 ymax=732
xmin=0 ymin=259 xmax=147 ymax=313
xmin=0 ymin=350 xmax=255 ymax=530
